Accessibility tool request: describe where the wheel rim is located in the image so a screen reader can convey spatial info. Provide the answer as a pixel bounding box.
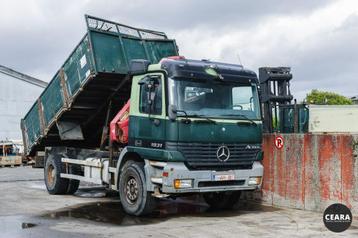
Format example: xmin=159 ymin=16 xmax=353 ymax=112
xmin=47 ymin=164 xmax=56 ymax=187
xmin=125 ymin=176 xmax=139 ymax=204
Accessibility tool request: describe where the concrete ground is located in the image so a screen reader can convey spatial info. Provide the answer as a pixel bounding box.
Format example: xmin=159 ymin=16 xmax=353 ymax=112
xmin=0 ymin=166 xmax=357 ymax=238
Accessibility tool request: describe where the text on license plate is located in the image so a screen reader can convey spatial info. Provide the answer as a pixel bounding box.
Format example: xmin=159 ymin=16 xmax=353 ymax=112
xmin=213 ymin=174 xmax=235 ymax=181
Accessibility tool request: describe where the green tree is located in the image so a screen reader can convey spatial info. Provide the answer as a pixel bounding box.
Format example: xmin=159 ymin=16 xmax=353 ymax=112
xmin=305 ymin=89 xmax=352 ymax=105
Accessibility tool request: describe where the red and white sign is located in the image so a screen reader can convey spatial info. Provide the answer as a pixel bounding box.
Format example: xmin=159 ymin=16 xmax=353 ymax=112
xmin=275 ymin=135 xmax=284 ymax=149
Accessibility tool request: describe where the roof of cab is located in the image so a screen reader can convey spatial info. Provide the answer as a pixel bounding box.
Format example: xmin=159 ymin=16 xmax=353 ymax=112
xmin=159 ymin=58 xmax=258 ymax=84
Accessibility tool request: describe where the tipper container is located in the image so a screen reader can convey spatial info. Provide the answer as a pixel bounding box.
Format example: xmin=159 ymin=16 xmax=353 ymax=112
xmin=21 ymin=15 xmax=178 ymax=156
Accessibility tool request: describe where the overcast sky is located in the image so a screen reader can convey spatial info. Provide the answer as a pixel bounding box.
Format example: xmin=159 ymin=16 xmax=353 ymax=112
xmin=0 ymin=0 xmax=357 ymax=100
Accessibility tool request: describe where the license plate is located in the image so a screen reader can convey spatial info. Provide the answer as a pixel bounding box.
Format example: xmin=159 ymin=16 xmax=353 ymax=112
xmin=213 ymin=174 xmax=235 ymax=181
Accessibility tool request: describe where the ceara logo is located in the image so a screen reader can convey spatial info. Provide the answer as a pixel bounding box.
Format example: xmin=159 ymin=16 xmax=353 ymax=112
xmin=325 ymin=214 xmax=351 ymax=221
xmin=323 ymin=203 xmax=352 ymax=233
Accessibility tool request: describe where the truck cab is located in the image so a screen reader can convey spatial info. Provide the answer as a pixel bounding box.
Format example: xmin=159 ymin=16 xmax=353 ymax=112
xmin=105 ymin=57 xmax=263 ymax=214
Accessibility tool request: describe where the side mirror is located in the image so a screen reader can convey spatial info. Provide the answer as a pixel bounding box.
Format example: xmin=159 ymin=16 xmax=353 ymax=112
xmin=138 ymin=75 xmax=161 ymax=115
xmin=138 ymin=75 xmax=160 ymax=87
xmin=138 ymin=77 xmax=147 ymax=86
xmin=168 ymin=104 xmax=178 ymax=121
xmin=129 ymin=59 xmax=150 ymax=75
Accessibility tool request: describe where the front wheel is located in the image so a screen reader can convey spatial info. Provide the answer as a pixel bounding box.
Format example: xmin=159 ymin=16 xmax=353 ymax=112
xmin=119 ymin=161 xmax=157 ymax=216
xmin=203 ymin=191 xmax=241 ymax=210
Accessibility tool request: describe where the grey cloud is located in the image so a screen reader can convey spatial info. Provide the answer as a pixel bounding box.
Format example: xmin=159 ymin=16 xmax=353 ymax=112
xmin=0 ymin=0 xmax=334 ymax=76
xmin=336 ymin=13 xmax=358 ymax=30
xmin=292 ymin=14 xmax=358 ymax=98
xmin=214 ymin=11 xmax=358 ymax=100
xmin=0 ymin=0 xmax=355 ymax=102
xmin=85 ymin=0 xmax=335 ymax=30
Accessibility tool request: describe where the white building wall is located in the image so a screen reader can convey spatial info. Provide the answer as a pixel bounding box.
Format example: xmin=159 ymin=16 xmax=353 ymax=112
xmin=308 ymin=105 xmax=358 ymax=133
xmin=0 ymin=72 xmax=44 ymax=140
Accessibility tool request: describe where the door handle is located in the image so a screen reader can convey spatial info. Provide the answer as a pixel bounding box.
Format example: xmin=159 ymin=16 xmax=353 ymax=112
xmin=153 ymin=119 xmax=160 ymax=126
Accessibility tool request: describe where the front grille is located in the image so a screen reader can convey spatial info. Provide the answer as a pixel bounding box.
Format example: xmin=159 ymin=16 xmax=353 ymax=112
xmin=166 ymin=142 xmax=260 ymax=170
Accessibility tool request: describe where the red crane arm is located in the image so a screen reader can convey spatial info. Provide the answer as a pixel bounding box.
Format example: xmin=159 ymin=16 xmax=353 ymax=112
xmin=109 ymin=100 xmax=130 ymax=144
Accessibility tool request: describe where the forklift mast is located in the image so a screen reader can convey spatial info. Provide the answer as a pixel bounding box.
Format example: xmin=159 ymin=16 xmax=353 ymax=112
xmin=258 ymin=67 xmax=293 ymax=133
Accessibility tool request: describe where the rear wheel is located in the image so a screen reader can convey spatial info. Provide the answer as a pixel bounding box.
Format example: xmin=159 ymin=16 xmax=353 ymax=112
xmin=203 ymin=191 xmax=241 ymax=210
xmin=44 ymin=155 xmax=69 ymax=195
xmin=119 ymin=161 xmax=157 ymax=216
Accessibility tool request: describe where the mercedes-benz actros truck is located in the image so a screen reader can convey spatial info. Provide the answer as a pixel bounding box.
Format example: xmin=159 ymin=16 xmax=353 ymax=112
xmin=21 ymin=15 xmax=263 ymax=216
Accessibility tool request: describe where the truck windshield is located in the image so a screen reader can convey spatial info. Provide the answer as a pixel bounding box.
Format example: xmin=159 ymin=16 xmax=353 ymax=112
xmin=168 ymin=77 xmax=261 ymax=120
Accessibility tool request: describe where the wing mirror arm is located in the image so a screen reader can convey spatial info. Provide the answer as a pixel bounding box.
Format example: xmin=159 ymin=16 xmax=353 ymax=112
xmin=168 ymin=104 xmax=178 ymax=121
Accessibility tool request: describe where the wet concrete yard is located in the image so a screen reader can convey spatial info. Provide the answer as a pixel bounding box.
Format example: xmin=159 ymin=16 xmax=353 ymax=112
xmin=0 ymin=166 xmax=357 ymax=238
xmin=40 ymin=198 xmax=280 ymax=226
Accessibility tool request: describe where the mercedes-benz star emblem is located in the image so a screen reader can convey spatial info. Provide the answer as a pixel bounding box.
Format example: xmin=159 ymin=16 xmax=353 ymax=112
xmin=216 ymin=145 xmax=230 ymax=162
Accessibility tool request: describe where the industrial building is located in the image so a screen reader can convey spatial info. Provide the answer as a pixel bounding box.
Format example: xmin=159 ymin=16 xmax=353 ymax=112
xmin=0 ymin=65 xmax=47 ymax=141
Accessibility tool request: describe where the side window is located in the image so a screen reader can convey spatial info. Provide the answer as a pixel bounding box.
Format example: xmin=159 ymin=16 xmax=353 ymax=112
xmin=232 ymin=86 xmax=254 ymax=111
xmin=139 ymin=76 xmax=162 ymax=115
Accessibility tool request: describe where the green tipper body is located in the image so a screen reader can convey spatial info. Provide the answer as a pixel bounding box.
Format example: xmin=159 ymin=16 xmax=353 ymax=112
xmin=21 ymin=15 xmax=178 ymax=156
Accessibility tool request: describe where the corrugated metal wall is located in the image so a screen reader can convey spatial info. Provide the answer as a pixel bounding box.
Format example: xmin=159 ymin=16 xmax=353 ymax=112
xmin=261 ymin=133 xmax=358 ymax=215
xmin=0 ymin=72 xmax=44 ymax=140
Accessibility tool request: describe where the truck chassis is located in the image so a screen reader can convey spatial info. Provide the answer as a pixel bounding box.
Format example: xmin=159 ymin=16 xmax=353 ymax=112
xmin=44 ymin=146 xmax=263 ymax=215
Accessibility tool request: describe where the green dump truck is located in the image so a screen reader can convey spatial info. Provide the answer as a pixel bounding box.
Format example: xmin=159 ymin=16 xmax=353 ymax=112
xmin=21 ymin=15 xmax=263 ymax=216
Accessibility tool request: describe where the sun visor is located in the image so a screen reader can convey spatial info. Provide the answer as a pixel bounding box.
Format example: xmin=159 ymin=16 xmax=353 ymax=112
xmin=161 ymin=59 xmax=258 ymax=84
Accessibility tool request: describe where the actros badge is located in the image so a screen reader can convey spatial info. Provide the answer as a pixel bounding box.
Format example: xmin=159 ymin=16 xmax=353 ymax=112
xmin=323 ymin=203 xmax=352 ymax=233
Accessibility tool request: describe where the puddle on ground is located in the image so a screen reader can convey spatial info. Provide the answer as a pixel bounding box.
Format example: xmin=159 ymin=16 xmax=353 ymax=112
xmin=74 ymin=187 xmax=108 ymax=198
xmin=41 ymin=196 xmax=280 ymax=226
xmin=74 ymin=186 xmax=119 ymax=198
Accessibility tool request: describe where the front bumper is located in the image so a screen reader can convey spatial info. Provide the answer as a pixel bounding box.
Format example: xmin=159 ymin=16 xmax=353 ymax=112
xmin=156 ymin=161 xmax=263 ymax=193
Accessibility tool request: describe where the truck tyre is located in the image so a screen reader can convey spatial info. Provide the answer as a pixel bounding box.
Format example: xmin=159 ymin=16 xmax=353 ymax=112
xmin=119 ymin=161 xmax=157 ymax=216
xmin=203 ymin=191 xmax=241 ymax=210
xmin=66 ymin=165 xmax=81 ymax=195
xmin=44 ymin=155 xmax=69 ymax=195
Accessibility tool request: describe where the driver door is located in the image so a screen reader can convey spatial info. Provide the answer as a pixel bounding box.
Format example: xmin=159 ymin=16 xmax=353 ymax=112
xmin=128 ymin=73 xmax=166 ymax=149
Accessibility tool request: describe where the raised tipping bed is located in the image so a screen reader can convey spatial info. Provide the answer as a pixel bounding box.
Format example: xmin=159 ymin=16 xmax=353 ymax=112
xmin=22 ymin=15 xmax=178 ymax=156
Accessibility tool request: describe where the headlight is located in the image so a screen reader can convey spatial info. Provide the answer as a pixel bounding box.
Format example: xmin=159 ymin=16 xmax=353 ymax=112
xmin=174 ymin=179 xmax=193 ymax=189
xmin=248 ymin=176 xmax=262 ymax=186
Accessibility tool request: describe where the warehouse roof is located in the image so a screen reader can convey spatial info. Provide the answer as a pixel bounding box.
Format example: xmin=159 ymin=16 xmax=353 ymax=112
xmin=0 ymin=64 xmax=47 ymax=88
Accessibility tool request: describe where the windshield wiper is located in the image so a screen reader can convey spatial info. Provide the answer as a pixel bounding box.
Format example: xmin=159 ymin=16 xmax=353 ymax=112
xmin=220 ymin=114 xmax=257 ymax=126
xmin=176 ymin=111 xmax=216 ymax=124
xmin=176 ymin=109 xmax=191 ymax=124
